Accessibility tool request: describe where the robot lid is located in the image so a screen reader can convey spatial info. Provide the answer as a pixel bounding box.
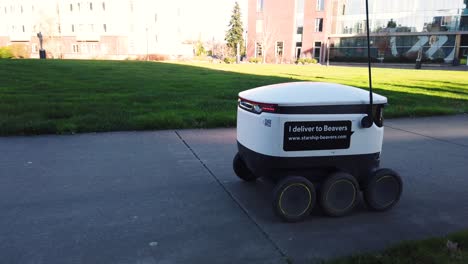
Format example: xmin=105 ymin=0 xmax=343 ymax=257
xmin=238 ymin=82 xmax=387 ymax=106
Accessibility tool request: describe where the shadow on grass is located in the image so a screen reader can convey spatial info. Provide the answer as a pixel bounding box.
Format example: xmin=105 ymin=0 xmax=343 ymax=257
xmin=0 ymin=60 xmax=466 ymax=135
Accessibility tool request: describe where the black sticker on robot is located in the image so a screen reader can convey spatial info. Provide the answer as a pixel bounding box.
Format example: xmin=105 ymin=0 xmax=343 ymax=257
xmin=283 ymin=121 xmax=354 ymax=151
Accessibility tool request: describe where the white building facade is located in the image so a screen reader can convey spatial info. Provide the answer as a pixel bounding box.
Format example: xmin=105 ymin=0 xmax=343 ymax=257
xmin=0 ymin=0 xmax=198 ymax=59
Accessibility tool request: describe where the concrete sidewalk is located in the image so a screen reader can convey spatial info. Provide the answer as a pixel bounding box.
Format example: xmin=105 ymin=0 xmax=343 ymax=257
xmin=1 ymin=115 xmax=467 ymax=263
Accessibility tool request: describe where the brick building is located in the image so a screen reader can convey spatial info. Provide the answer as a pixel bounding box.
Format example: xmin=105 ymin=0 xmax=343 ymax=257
xmin=247 ymin=0 xmax=468 ymax=64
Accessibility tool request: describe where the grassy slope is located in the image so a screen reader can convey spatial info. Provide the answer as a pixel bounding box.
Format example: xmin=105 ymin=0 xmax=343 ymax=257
xmin=0 ymin=59 xmax=467 ymax=135
xmin=327 ymin=229 xmax=468 ymax=264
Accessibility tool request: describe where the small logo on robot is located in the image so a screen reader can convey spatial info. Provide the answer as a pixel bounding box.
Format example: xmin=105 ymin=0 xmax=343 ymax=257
xmin=263 ymin=119 xmax=272 ymax=127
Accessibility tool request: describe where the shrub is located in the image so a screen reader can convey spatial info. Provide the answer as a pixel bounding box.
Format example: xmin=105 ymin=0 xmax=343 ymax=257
xmin=460 ymin=58 xmax=467 ymax=65
xmin=138 ymin=54 xmax=168 ymax=61
xmin=248 ymin=57 xmax=262 ymax=63
xmin=430 ymin=58 xmax=445 ymax=64
xmin=223 ymin=57 xmax=236 ymax=64
xmin=0 ymin=46 xmax=13 ymax=59
xmin=296 ymin=58 xmax=318 ymax=65
xmin=10 ymin=44 xmax=30 ymax=58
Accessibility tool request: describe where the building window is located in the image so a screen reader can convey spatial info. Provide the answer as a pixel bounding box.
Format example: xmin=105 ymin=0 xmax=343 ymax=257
xmin=316 ymin=0 xmax=324 ymax=11
xmin=295 ymin=43 xmax=302 ymax=59
xmin=315 ymin=18 xmax=323 ymax=32
xmin=78 ymin=3 xmax=80 ymax=11
xmin=256 ymin=42 xmax=263 ymax=57
xmin=342 ymin=4 xmax=346 ymax=15
xmin=102 ymin=2 xmax=106 ymax=11
xmin=155 ymin=13 xmax=157 ymax=23
xmin=22 ymin=25 xmax=25 ymax=32
xmin=72 ymin=44 xmax=80 ymax=53
xmin=70 ymin=3 xmax=73 ymax=11
xmin=20 ymin=5 xmax=23 ymax=13
xmin=155 ymin=34 xmax=158 ymax=42
xmin=90 ymin=2 xmax=93 ymax=10
xmin=130 ymin=1 xmax=133 ymax=12
xmin=297 ymin=26 xmax=303 ymax=34
xmin=357 ymin=21 xmax=363 ymax=34
xmin=103 ymin=24 xmax=107 ymax=32
xmin=314 ymin=41 xmax=321 ymax=62
xmin=72 ymin=24 xmax=75 ymax=32
xmin=275 ymin=41 xmax=284 ymax=57
xmin=257 ymin=0 xmax=263 ymax=12
xmin=81 ymin=44 xmax=88 ymax=53
xmin=256 ymin=19 xmax=263 ymax=33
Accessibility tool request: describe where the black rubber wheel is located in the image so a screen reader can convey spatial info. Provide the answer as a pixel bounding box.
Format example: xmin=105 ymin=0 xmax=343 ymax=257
xmin=273 ymin=176 xmax=316 ymax=222
xmin=320 ymin=172 xmax=359 ymax=217
xmin=233 ymin=153 xmax=258 ymax=182
xmin=364 ymin=168 xmax=403 ymax=211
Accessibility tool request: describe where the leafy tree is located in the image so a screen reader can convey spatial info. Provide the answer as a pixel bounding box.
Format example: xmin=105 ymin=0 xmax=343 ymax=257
xmin=225 ymin=2 xmax=244 ymax=56
xmin=387 ymin=19 xmax=397 ymax=28
xmin=194 ymin=40 xmax=206 ymax=56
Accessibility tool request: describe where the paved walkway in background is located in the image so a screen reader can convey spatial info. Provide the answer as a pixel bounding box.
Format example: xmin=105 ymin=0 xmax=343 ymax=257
xmin=1 ymin=115 xmax=467 ymax=264
xmin=329 ymin=62 xmax=468 ymax=71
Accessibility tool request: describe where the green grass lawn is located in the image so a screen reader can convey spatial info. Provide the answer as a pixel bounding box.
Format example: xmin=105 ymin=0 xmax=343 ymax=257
xmin=0 ymin=59 xmax=467 ymax=135
xmin=327 ymin=229 xmax=468 ymax=264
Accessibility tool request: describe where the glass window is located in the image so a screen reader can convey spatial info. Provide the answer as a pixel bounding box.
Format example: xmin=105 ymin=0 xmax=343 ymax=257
xmin=90 ymin=3 xmax=93 ymax=10
xmin=72 ymin=44 xmax=80 ymax=53
xmin=316 ymin=0 xmax=324 ymax=11
xmin=70 ymin=3 xmax=73 ymax=11
xmin=256 ymin=20 xmax=263 ymax=33
xmin=296 ymin=0 xmax=304 ymax=13
xmin=257 ymin=0 xmax=263 ymax=12
xmin=256 ymin=42 xmax=263 ymax=56
xmin=297 ymin=26 xmax=303 ymax=34
xmin=315 ymin=18 xmax=323 ymax=32
xmin=314 ymin=41 xmax=321 ymax=61
xmin=276 ymin=41 xmax=284 ymax=56
xmin=102 ymin=2 xmax=105 ymax=11
xmin=81 ymin=44 xmax=88 ymax=53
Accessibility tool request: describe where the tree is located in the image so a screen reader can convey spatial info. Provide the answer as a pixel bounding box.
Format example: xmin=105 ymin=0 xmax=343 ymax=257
xmin=225 ymin=2 xmax=244 ymax=57
xmin=194 ymin=40 xmax=206 ymax=56
xmin=257 ymin=16 xmax=279 ymax=63
xmin=387 ymin=19 xmax=397 ymax=28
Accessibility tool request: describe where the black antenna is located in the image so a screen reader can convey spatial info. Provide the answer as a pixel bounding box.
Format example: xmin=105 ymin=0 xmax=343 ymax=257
xmin=362 ymin=0 xmax=374 ymax=128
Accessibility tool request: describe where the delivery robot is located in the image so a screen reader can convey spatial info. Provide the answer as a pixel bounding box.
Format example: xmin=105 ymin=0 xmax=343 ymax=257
xmin=233 ymin=82 xmax=402 ymax=222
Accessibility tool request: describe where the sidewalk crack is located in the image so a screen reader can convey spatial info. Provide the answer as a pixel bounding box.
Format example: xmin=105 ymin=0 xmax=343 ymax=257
xmin=174 ymin=130 xmax=287 ymax=259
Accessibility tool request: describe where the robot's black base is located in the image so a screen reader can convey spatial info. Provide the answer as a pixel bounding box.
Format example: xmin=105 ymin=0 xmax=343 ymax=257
xmin=237 ymin=142 xmax=380 ymax=186
xmin=235 ymin=142 xmax=402 ymax=222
